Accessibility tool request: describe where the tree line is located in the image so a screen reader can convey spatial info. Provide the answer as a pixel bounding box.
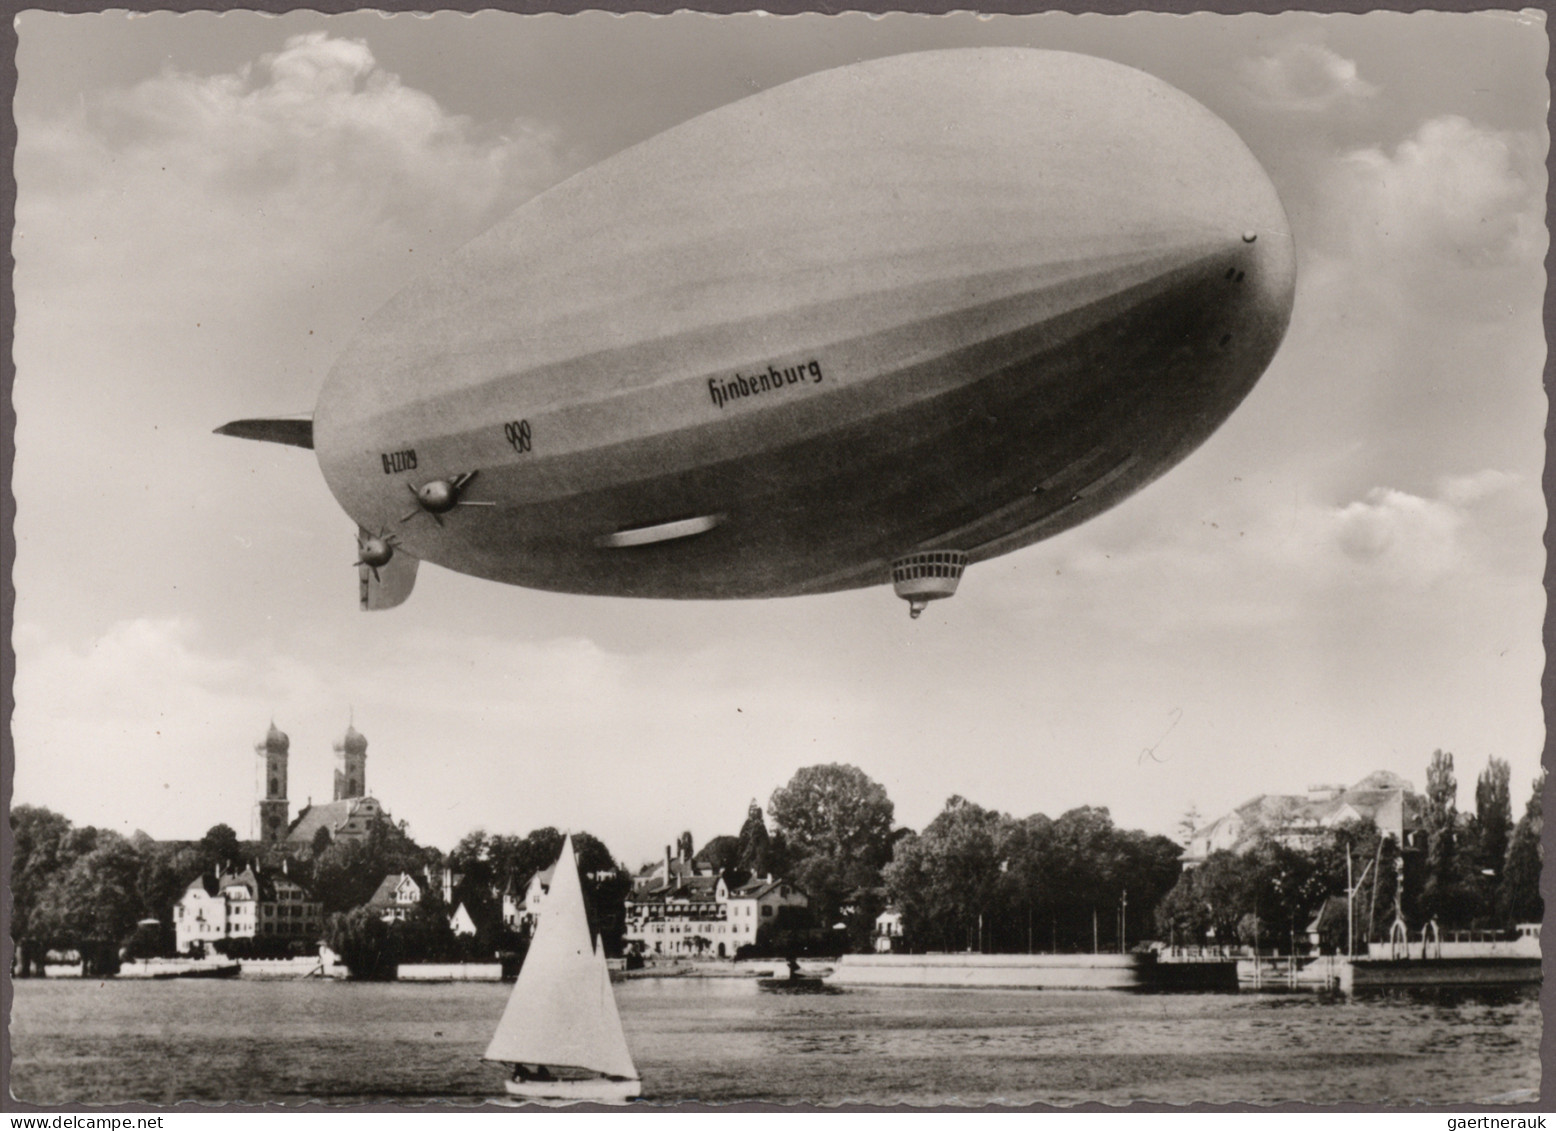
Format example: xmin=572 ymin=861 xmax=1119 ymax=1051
xmin=12 ymin=751 xmax=1542 ymax=974
xmin=749 ymin=756 xmax=1543 ymax=956
xmin=1154 ymin=754 xmax=1544 ymax=953
xmin=752 ymin=764 xmax=1185 ymax=955
xmin=7 ymin=806 xmax=630 ymax=976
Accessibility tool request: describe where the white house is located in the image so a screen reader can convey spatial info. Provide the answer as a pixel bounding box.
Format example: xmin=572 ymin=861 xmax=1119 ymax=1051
xmin=174 ymin=875 xmax=231 ymax=954
xmin=367 ymin=872 xmax=424 ymax=923
xmin=449 ymin=903 xmax=479 ymax=937
xmin=500 ymin=865 xmax=557 ymax=935
xmin=626 ymin=871 xmax=808 ymax=958
xmin=873 ymin=907 xmax=905 ymax=953
xmin=173 ymin=864 xmax=322 ymax=953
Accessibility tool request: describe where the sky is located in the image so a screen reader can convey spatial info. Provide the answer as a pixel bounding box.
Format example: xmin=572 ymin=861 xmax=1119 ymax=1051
xmin=9 ymin=10 xmax=1549 ymax=867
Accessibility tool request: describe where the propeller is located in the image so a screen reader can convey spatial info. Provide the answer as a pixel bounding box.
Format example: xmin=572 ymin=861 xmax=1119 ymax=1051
xmin=354 ymin=528 xmax=400 ymax=582
xmin=400 ymin=471 xmax=494 ymax=525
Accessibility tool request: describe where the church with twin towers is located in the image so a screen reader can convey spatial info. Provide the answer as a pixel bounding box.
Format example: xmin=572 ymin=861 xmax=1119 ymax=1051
xmin=254 ymin=719 xmax=392 ymax=851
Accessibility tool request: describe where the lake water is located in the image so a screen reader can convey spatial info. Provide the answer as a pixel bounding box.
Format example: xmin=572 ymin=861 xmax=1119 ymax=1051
xmin=9 ymin=977 xmax=1541 ymax=1107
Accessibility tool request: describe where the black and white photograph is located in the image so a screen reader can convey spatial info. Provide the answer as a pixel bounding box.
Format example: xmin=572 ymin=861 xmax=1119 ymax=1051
xmin=6 ymin=6 xmax=1547 ymax=1109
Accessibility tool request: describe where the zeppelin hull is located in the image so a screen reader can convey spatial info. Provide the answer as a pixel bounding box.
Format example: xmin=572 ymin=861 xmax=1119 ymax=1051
xmin=312 ymin=48 xmax=1296 ymax=601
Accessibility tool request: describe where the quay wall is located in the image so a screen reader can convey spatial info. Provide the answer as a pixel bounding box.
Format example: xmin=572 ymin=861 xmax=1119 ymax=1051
xmin=1342 ymin=957 xmax=1541 ymax=992
xmin=396 ymin=963 xmax=504 ymax=982
xmin=831 ymin=953 xmax=1235 ymax=991
xmin=117 ymin=959 xmax=238 ymax=979
xmin=240 ymin=957 xmax=331 ymax=979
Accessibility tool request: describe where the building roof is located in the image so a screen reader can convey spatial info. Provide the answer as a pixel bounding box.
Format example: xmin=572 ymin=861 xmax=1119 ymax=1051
xmin=635 ymin=855 xmax=700 ymax=879
xmin=198 ymin=862 xmax=317 ymax=904
xmin=285 ymin=796 xmax=386 ymax=847
xmin=730 ymin=876 xmax=788 ymax=899
xmin=1187 ymin=772 xmax=1426 ymax=862
xmin=1350 ymin=770 xmax=1415 ymax=793
xmin=366 ymin=872 xmax=421 ymax=909
xmin=512 ymin=865 xmax=557 ymax=913
xmin=629 ymin=874 xmax=723 ymax=905
xmin=183 ymin=873 xmax=222 ymax=898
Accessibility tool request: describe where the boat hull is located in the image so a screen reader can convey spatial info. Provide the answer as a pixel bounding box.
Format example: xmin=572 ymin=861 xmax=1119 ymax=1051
xmin=502 ymin=1075 xmax=643 ymax=1103
xmin=757 ymin=976 xmax=835 ymax=993
xmin=312 ymin=48 xmax=1295 ymax=600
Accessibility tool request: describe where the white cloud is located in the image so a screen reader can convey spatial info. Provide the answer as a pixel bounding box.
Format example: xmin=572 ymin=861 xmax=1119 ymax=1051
xmin=1239 ymin=42 xmax=1379 ymax=111
xmin=982 ymin=466 xmax=1542 ymax=644
xmin=11 ymin=33 xmax=576 ymax=628
xmin=1329 ymin=487 xmax=1464 ymax=579
xmin=1322 ymin=115 xmax=1546 ymax=268
xmin=1253 ymin=469 xmax=1540 ymax=591
xmin=15 ymin=32 xmax=566 ymax=319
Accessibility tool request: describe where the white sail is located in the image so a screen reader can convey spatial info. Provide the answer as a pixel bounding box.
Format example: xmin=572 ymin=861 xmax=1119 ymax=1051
xmin=483 ymin=837 xmax=638 ymax=1081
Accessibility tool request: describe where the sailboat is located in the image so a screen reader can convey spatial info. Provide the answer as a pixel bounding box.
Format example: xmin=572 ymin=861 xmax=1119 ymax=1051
xmin=483 ymin=836 xmax=642 ymax=1102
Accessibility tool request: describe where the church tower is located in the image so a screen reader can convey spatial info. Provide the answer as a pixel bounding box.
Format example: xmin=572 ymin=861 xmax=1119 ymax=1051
xmin=255 ymin=721 xmax=290 ymax=846
xmin=334 ymin=723 xmax=368 ymax=801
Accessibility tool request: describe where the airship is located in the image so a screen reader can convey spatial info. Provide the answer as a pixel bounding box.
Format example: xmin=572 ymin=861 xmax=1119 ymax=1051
xmin=218 ymin=47 xmax=1296 ymax=617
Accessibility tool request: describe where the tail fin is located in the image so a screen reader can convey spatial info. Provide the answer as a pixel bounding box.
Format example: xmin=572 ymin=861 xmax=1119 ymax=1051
xmin=214 ymin=418 xmax=314 ymax=450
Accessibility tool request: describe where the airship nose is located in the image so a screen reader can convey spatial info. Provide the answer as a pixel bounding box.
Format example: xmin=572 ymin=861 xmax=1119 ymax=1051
xmin=1220 ymin=203 xmax=1298 ymax=393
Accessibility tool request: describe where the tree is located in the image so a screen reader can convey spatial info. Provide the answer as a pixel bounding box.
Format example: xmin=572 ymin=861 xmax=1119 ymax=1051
xmin=736 ymin=801 xmax=773 ymax=875
xmin=883 ymin=796 xmax=1010 ymax=953
xmin=1154 ymin=871 xmax=1210 ymax=947
xmin=1499 ymin=770 xmax=1543 ymax=926
xmin=1113 ymin=829 xmax=1185 ymax=948
xmin=1154 ymin=850 xmax=1252 ymax=951
xmin=10 ymin=806 xmax=78 ymax=976
xmin=487 ymin=829 xmax=566 ymax=895
xmin=1420 ymin=749 xmax=1459 ymax=924
xmin=325 ymin=906 xmax=397 ymax=979
xmin=136 ymin=841 xmax=206 ymax=955
xmin=769 ymin=765 xmax=896 ymax=942
xmin=770 ymin=765 xmax=896 ymax=865
xmin=694 ymin=836 xmax=741 ymax=874
xmin=1241 ymin=837 xmax=1319 ymax=956
xmin=311 ymin=828 xmax=335 ymax=858
xmin=1176 ymin=805 xmax=1204 ymax=846
xmin=1001 ymin=812 xmax=1056 ymax=951
xmin=451 ymin=827 xmax=625 ymax=953
xmin=1046 ymin=806 xmax=1126 ymax=951
xmin=198 ymin=824 xmax=243 ymax=872
xmin=1304 ymin=818 xmax=1386 ymax=948
xmin=309 ymin=819 xmax=434 ymax=915
xmin=121 ymin=920 xmax=164 ymax=961
xmin=1471 ymin=757 xmax=1514 ymax=883
xmin=30 ymin=832 xmax=146 ymax=975
xmin=448 ymin=830 xmax=491 ymax=875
